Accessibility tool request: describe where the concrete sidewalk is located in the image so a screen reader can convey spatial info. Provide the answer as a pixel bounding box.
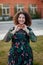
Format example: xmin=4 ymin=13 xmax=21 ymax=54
xmin=0 ymin=30 xmax=43 ymax=40
xmin=0 ymin=19 xmax=43 ymax=40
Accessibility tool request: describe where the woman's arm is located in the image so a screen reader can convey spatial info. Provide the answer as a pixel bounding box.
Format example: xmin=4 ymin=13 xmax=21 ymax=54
xmin=3 ymin=27 xmax=14 ymax=42
xmin=23 ymin=26 xmax=37 ymax=42
xmin=27 ymin=27 xmax=37 ymax=42
xmin=29 ymin=29 xmax=37 ymax=42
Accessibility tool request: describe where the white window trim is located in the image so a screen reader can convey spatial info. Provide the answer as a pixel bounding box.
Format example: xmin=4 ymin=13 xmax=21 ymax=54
xmin=2 ymin=6 xmax=10 ymax=16
xmin=2 ymin=7 xmax=10 ymax=15
xmin=29 ymin=5 xmax=37 ymax=14
xmin=0 ymin=4 xmax=10 ymax=16
xmin=16 ymin=4 xmax=24 ymax=11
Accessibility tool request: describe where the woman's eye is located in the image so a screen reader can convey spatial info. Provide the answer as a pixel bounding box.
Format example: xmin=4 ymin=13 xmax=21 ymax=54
xmin=19 ymin=17 xmax=21 ymax=18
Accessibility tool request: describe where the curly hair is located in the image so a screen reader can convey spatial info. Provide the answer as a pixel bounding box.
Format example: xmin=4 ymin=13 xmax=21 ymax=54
xmin=13 ymin=11 xmax=32 ymax=26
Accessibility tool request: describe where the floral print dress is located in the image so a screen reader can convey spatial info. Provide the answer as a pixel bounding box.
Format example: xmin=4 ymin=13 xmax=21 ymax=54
xmin=4 ymin=27 xmax=37 ymax=65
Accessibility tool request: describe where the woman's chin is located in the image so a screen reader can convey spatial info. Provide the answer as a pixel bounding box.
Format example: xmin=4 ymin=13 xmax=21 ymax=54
xmin=19 ymin=23 xmax=24 ymax=25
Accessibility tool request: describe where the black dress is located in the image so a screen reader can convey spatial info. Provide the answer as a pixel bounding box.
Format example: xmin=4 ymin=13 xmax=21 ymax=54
xmin=4 ymin=27 xmax=37 ymax=65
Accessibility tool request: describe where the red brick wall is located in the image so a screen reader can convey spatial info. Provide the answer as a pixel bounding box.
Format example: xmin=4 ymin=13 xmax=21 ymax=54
xmin=0 ymin=0 xmax=43 ymax=18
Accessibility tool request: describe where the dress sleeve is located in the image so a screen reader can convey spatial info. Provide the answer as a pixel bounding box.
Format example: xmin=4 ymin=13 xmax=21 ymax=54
xmin=3 ymin=27 xmax=14 ymax=42
xmin=27 ymin=27 xmax=37 ymax=42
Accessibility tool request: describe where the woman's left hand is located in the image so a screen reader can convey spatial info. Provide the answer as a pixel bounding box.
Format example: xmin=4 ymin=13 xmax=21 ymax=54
xmin=23 ymin=24 xmax=29 ymax=33
xmin=23 ymin=24 xmax=27 ymax=30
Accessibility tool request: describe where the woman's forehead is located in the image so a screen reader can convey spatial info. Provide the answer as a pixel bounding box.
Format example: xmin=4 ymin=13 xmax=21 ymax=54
xmin=18 ymin=13 xmax=25 ymax=17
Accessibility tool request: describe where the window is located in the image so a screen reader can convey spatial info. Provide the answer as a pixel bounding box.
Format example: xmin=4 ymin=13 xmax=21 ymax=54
xmin=0 ymin=4 xmax=10 ymax=16
xmin=29 ymin=4 xmax=37 ymax=14
xmin=0 ymin=4 xmax=2 ymax=16
xmin=14 ymin=4 xmax=24 ymax=13
xmin=2 ymin=4 xmax=10 ymax=16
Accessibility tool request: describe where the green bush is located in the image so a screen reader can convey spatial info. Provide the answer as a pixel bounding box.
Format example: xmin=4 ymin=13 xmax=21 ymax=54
xmin=28 ymin=6 xmax=41 ymax=19
xmin=0 ymin=16 xmax=13 ymax=21
xmin=30 ymin=11 xmax=41 ymax=19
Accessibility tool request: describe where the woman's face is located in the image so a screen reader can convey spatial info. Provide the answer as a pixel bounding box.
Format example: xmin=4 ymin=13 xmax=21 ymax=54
xmin=18 ymin=14 xmax=25 ymax=24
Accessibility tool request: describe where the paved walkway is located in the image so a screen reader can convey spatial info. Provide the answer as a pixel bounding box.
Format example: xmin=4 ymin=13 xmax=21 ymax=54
xmin=0 ymin=30 xmax=43 ymax=40
xmin=0 ymin=19 xmax=43 ymax=40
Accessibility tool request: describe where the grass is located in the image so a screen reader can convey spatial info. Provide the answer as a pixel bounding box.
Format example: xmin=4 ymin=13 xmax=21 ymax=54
xmin=0 ymin=36 xmax=43 ymax=65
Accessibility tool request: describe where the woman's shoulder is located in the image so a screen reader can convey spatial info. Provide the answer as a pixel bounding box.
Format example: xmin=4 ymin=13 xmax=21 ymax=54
xmin=27 ymin=26 xmax=32 ymax=31
xmin=9 ymin=26 xmax=15 ymax=32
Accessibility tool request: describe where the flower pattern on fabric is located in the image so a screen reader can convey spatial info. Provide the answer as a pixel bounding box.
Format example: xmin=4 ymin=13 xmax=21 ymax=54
xmin=7 ymin=28 xmax=37 ymax=65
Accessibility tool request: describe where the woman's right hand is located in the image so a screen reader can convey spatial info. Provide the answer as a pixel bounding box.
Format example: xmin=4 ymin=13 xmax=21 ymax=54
xmin=15 ymin=25 xmax=21 ymax=31
xmin=11 ymin=25 xmax=21 ymax=34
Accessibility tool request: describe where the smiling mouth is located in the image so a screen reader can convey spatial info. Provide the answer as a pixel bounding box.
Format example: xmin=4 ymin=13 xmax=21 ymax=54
xmin=19 ymin=21 xmax=25 ymax=23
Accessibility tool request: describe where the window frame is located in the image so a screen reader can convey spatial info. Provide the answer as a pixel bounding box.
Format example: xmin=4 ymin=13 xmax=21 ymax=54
xmin=14 ymin=4 xmax=24 ymax=13
xmin=29 ymin=4 xmax=37 ymax=14
xmin=2 ymin=4 xmax=10 ymax=16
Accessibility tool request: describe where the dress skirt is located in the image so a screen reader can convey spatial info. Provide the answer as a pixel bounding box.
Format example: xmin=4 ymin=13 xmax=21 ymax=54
xmin=8 ymin=29 xmax=33 ymax=65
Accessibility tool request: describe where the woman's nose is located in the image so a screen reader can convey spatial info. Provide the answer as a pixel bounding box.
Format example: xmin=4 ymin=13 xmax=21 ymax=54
xmin=20 ymin=18 xmax=23 ymax=20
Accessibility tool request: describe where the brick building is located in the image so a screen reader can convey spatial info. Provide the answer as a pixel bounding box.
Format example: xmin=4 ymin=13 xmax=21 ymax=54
xmin=0 ymin=0 xmax=43 ymax=20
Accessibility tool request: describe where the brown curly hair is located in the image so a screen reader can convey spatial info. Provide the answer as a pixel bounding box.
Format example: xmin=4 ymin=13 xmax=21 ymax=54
xmin=13 ymin=11 xmax=32 ymax=26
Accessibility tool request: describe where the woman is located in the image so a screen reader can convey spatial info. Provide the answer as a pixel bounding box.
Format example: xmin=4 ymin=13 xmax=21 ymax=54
xmin=4 ymin=11 xmax=37 ymax=65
